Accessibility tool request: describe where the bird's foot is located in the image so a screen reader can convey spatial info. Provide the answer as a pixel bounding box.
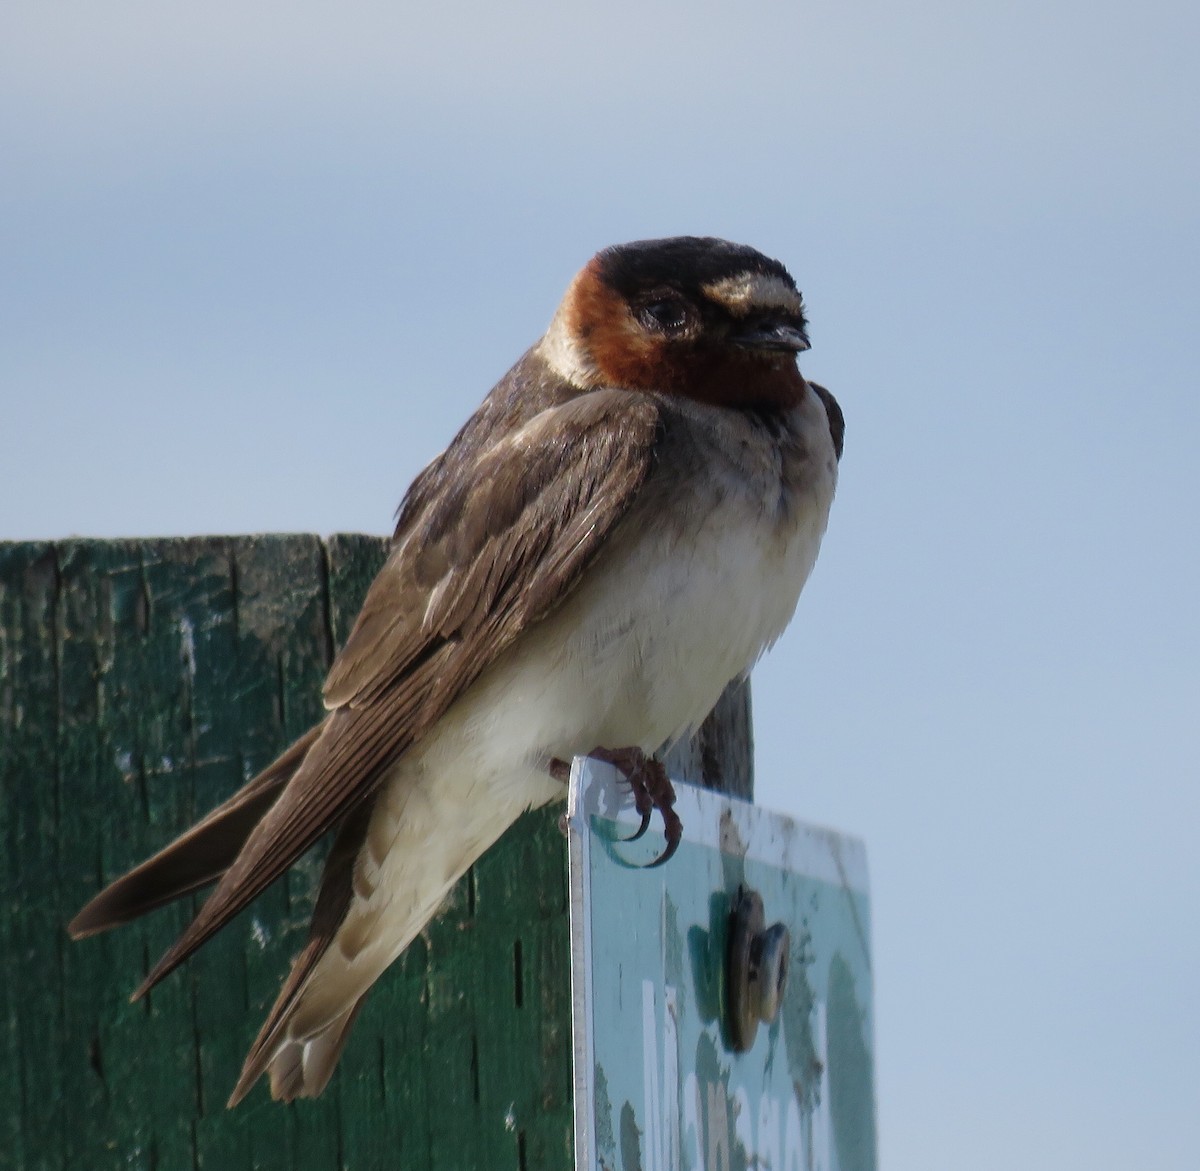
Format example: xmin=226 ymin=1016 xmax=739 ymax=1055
xmin=587 ymin=746 xmax=681 ymax=867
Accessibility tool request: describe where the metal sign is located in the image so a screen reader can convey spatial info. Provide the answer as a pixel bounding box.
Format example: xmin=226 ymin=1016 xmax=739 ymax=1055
xmin=567 ymin=759 xmax=876 ymax=1171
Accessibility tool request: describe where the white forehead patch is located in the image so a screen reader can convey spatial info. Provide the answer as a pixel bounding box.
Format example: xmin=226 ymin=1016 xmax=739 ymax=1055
xmin=702 ymin=272 xmax=803 ymax=317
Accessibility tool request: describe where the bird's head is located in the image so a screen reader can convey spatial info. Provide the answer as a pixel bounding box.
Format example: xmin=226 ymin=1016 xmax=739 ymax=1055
xmin=540 ymin=236 xmax=810 ymax=408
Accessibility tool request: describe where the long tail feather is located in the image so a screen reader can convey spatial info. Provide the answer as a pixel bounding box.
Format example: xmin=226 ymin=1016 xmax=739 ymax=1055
xmin=128 ymin=706 xmax=387 ymax=1002
xmin=227 ymin=799 xmax=373 ymax=1106
xmin=68 ymin=725 xmax=323 ymax=940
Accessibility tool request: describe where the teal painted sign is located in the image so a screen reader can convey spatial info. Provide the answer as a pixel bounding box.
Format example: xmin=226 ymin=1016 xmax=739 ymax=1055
xmin=567 ymin=761 xmax=876 ymax=1171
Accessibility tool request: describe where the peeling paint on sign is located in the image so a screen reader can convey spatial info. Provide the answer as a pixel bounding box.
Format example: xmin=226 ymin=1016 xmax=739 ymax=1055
xmin=568 ymin=760 xmax=876 ymax=1171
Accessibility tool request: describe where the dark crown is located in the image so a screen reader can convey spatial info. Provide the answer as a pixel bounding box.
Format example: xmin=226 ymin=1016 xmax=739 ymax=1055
xmin=594 ymin=236 xmax=797 ymax=300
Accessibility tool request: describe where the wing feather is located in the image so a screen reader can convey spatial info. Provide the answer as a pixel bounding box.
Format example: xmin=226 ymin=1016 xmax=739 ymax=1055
xmin=67 ymin=725 xmax=322 ymax=938
xmin=133 ymin=381 xmax=664 ymax=997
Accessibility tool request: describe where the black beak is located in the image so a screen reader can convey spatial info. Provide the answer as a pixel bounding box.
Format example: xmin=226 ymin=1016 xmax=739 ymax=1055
xmin=732 ymin=320 xmax=810 ymax=353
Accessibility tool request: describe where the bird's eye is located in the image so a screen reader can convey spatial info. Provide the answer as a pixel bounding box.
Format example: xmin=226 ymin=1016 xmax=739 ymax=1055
xmin=639 ymin=298 xmax=691 ymax=333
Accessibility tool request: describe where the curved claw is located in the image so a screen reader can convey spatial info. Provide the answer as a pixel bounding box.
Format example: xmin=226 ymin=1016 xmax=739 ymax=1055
xmin=642 ymin=835 xmax=681 ymax=869
xmin=622 ymin=808 xmax=653 ymax=843
xmin=641 ymin=806 xmax=683 ymax=868
xmin=581 ymin=744 xmax=682 ymax=868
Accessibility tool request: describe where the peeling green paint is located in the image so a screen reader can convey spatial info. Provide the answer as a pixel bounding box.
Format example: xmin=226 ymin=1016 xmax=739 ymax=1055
xmin=0 ymin=536 xmax=575 ymax=1170
xmin=827 ymin=955 xmax=877 ymax=1171
xmin=595 ymin=1061 xmax=617 ymax=1167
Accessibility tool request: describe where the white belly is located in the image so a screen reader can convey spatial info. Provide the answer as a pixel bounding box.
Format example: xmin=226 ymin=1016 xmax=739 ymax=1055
xmin=467 ymin=494 xmax=828 ymax=765
xmin=467 ymin=395 xmax=834 ymax=763
xmin=290 ymin=391 xmax=838 ymax=1035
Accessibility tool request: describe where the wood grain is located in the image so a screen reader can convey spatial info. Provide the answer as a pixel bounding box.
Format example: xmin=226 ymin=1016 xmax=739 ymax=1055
xmin=0 ymin=535 xmax=751 ymax=1170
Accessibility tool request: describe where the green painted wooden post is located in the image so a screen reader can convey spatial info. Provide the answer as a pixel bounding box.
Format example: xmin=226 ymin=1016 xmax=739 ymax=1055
xmin=0 ymin=535 xmax=751 ymax=1171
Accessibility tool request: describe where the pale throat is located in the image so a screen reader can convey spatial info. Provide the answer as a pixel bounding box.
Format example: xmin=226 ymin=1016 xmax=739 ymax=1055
xmin=537 ymin=302 xmax=603 ymax=390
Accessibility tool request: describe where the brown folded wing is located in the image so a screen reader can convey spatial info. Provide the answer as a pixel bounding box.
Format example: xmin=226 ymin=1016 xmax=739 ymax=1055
xmin=130 ymin=384 xmax=664 ymax=997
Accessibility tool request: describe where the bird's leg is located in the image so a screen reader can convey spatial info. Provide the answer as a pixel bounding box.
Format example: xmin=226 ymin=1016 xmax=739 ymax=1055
xmin=587 ymin=746 xmax=682 ymax=867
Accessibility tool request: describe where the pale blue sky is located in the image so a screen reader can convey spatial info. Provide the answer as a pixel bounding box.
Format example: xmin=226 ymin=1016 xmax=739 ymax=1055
xmin=3 ymin=3 xmax=1198 ymax=1167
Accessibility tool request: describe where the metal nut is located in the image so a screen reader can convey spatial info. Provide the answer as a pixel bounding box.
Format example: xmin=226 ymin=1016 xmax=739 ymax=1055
xmin=726 ymin=886 xmax=791 ymax=1052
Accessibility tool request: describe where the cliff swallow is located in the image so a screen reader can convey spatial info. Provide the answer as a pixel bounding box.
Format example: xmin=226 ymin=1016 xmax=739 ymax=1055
xmin=69 ymin=235 xmax=845 ymax=1105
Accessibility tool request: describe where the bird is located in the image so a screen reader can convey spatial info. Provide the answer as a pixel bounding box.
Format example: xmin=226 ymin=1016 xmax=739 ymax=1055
xmin=68 ymin=235 xmax=845 ymax=1106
